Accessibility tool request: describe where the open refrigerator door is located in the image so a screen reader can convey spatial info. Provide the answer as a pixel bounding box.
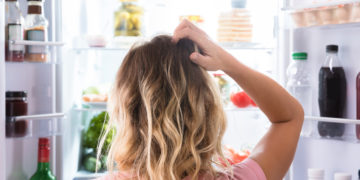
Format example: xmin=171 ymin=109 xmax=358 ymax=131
xmin=280 ymin=0 xmax=360 ymax=179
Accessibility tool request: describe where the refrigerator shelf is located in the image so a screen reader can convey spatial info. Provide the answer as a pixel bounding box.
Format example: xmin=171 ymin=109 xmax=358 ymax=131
xmin=6 ymin=113 xmax=65 ymax=139
xmin=10 ymin=40 xmax=65 ymax=46
xmin=73 ymin=170 xmax=107 ymax=180
xmin=305 ymin=116 xmax=360 ymax=125
xmin=225 ymin=107 xmax=260 ymax=112
xmin=292 ymin=21 xmax=360 ymax=30
xmin=72 ymin=47 xmax=129 ymax=54
xmin=219 ymin=42 xmax=274 ymax=51
xmin=282 ymin=0 xmax=360 ymax=11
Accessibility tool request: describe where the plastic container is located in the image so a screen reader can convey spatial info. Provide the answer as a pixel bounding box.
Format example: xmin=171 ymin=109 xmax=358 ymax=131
xmin=291 ymin=11 xmax=306 ymax=27
xmin=334 ymin=173 xmax=351 ymax=180
xmin=304 ymin=9 xmax=321 ymax=26
xmin=308 ymin=168 xmax=324 ymax=180
xmin=318 ymin=45 xmax=347 ymax=138
xmin=334 ymin=4 xmax=352 ymax=24
xmin=318 ymin=6 xmax=336 ymax=25
xmin=286 ymin=52 xmax=312 ymax=136
xmin=351 ymin=3 xmax=360 ymax=22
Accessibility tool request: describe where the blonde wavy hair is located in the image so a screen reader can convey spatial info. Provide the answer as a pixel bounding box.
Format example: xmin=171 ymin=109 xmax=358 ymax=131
xmin=98 ymin=35 xmax=229 ymax=180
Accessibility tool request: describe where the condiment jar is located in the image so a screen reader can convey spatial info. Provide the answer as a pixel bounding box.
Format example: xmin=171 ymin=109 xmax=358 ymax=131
xmin=308 ymin=168 xmax=324 ymax=180
xmin=114 ymin=0 xmax=144 ymax=36
xmin=6 ymin=91 xmax=28 ymax=137
xmin=334 ymin=173 xmax=352 ymax=180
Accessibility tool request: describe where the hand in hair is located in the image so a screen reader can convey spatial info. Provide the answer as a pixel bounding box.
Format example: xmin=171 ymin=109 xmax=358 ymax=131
xmin=173 ymin=20 xmax=304 ymax=180
xmin=172 ymin=19 xmax=233 ymax=72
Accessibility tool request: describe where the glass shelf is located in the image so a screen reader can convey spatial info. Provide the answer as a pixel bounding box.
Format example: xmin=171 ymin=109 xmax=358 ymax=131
xmin=10 ymin=40 xmax=64 ymax=46
xmin=300 ymin=116 xmax=360 ymax=143
xmin=73 ymin=170 xmax=107 ymax=180
xmin=224 ymin=107 xmax=260 ymax=112
xmin=294 ymin=22 xmax=360 ymax=30
xmin=5 ymin=61 xmax=57 ymax=65
xmin=6 ymin=113 xmax=65 ymax=139
xmin=72 ymin=47 xmax=129 ymax=53
xmin=219 ymin=42 xmax=274 ymax=51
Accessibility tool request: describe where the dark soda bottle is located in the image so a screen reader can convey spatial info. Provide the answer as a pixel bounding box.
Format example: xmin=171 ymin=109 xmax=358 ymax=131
xmin=318 ymin=45 xmax=347 ymax=138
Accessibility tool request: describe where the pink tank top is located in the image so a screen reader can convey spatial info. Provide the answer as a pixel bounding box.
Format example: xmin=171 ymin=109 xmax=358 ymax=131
xmin=97 ymin=158 xmax=266 ymax=180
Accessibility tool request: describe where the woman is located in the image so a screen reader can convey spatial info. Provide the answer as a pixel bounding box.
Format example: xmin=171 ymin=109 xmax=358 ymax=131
xmin=98 ymin=20 xmax=304 ymax=180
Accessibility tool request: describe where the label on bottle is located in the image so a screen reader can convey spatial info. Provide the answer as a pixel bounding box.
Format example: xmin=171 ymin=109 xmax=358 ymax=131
xmin=26 ymin=29 xmax=47 ymax=54
xmin=8 ymin=24 xmax=24 ymax=51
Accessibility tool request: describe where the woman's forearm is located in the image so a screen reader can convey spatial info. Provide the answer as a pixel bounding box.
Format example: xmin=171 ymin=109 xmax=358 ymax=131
xmin=221 ymin=52 xmax=303 ymax=123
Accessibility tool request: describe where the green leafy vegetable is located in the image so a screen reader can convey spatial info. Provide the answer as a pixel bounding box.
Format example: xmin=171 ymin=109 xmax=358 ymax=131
xmin=82 ymin=111 xmax=114 ymax=154
xmin=82 ymin=86 xmax=100 ymax=95
xmin=83 ymin=155 xmax=101 ymax=172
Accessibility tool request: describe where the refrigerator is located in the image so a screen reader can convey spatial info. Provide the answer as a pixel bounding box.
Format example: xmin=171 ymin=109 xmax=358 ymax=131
xmin=1 ymin=0 xmax=360 ymax=179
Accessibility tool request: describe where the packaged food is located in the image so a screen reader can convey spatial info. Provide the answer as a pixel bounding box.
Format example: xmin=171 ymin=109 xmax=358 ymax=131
xmin=334 ymin=4 xmax=352 ymax=24
xmin=291 ymin=11 xmax=306 ymax=27
xmin=114 ymin=0 xmax=144 ymax=37
xmin=24 ymin=0 xmax=49 ymax=62
xmin=217 ymin=8 xmax=253 ymax=42
xmin=318 ymin=6 xmax=336 ymax=25
xmin=5 ymin=0 xmax=25 ymax=62
xmin=351 ymin=3 xmax=360 ymax=22
xmin=6 ymin=91 xmax=28 ymax=137
xmin=304 ymin=8 xmax=321 ymax=27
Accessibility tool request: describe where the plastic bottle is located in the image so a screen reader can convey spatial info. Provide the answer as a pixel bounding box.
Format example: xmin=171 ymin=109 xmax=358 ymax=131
xmin=334 ymin=173 xmax=351 ymax=180
xmin=308 ymin=168 xmax=325 ymax=180
xmin=286 ymin=52 xmax=312 ymax=136
xmin=318 ymin=45 xmax=347 ymax=138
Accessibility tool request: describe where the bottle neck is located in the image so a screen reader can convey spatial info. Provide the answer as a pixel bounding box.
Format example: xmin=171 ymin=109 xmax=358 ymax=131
xmin=323 ymin=52 xmax=341 ymax=67
xmin=6 ymin=1 xmax=22 ymax=23
xmin=37 ymin=162 xmax=50 ymax=171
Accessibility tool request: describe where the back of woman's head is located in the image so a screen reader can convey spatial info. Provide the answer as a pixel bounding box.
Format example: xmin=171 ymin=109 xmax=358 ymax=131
xmin=101 ymin=35 xmax=227 ymax=180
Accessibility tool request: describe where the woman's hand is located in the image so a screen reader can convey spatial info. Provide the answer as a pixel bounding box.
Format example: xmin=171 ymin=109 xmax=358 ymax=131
xmin=172 ymin=20 xmax=234 ymax=71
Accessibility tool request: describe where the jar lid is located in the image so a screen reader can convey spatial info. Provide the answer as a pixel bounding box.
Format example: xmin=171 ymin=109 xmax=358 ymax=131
xmin=334 ymin=173 xmax=351 ymax=180
xmin=6 ymin=91 xmax=27 ymax=98
xmin=326 ymin=44 xmax=338 ymax=53
xmin=308 ymin=168 xmax=324 ymax=178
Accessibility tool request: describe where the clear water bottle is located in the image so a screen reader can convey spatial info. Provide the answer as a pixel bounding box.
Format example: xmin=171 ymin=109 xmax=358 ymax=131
xmin=286 ymin=52 xmax=312 ymax=136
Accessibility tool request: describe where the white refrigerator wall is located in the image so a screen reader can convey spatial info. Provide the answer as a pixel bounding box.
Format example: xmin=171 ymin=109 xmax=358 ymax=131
xmin=290 ymin=26 xmax=360 ymax=179
xmin=0 ymin=0 xmax=7 ymax=179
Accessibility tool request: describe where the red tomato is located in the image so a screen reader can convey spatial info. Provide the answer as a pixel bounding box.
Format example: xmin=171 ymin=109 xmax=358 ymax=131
xmin=230 ymin=92 xmax=251 ymax=108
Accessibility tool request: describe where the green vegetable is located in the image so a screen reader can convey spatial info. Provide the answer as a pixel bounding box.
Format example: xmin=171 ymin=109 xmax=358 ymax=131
xmin=82 ymin=112 xmax=114 ymax=154
xmin=83 ymin=155 xmax=101 ymax=172
xmin=82 ymin=86 xmax=100 ymax=95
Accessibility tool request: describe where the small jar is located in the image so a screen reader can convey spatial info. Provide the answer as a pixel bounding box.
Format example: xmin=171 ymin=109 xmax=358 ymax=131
xmin=6 ymin=91 xmax=28 ymax=137
xmin=114 ymin=0 xmax=144 ymax=36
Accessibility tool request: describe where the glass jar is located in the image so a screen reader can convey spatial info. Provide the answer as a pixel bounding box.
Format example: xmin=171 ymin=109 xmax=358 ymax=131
xmin=5 ymin=0 xmax=25 ymax=62
xmin=6 ymin=91 xmax=28 ymax=137
xmin=25 ymin=0 xmax=49 ymax=62
xmin=114 ymin=0 xmax=144 ymax=36
xmin=213 ymin=73 xmax=230 ymax=106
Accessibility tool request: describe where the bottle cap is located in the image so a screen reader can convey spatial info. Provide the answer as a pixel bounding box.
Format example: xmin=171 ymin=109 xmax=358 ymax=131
xmin=326 ymin=45 xmax=338 ymax=53
xmin=6 ymin=91 xmax=27 ymax=98
xmin=292 ymin=52 xmax=307 ymax=60
xmin=308 ymin=168 xmax=324 ymax=178
xmin=334 ymin=173 xmax=351 ymax=180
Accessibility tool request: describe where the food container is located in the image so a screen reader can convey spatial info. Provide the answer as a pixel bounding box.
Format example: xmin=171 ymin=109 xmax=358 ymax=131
xmin=351 ymin=3 xmax=360 ymax=22
xmin=304 ymin=8 xmax=321 ymax=27
xmin=114 ymin=0 xmax=144 ymax=37
xmin=334 ymin=4 xmax=352 ymax=24
xmin=6 ymin=91 xmax=28 ymax=137
xmin=318 ymin=6 xmax=336 ymax=25
xmin=291 ymin=11 xmax=306 ymax=27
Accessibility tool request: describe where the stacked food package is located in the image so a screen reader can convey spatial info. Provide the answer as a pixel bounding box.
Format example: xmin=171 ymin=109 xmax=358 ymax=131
xmin=291 ymin=2 xmax=360 ymax=28
xmin=217 ymin=9 xmax=253 ymax=42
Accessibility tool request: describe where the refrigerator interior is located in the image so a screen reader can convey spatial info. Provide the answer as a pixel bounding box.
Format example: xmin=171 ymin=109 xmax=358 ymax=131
xmin=281 ymin=0 xmax=360 ymax=179
xmin=60 ymin=0 xmax=277 ymax=179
